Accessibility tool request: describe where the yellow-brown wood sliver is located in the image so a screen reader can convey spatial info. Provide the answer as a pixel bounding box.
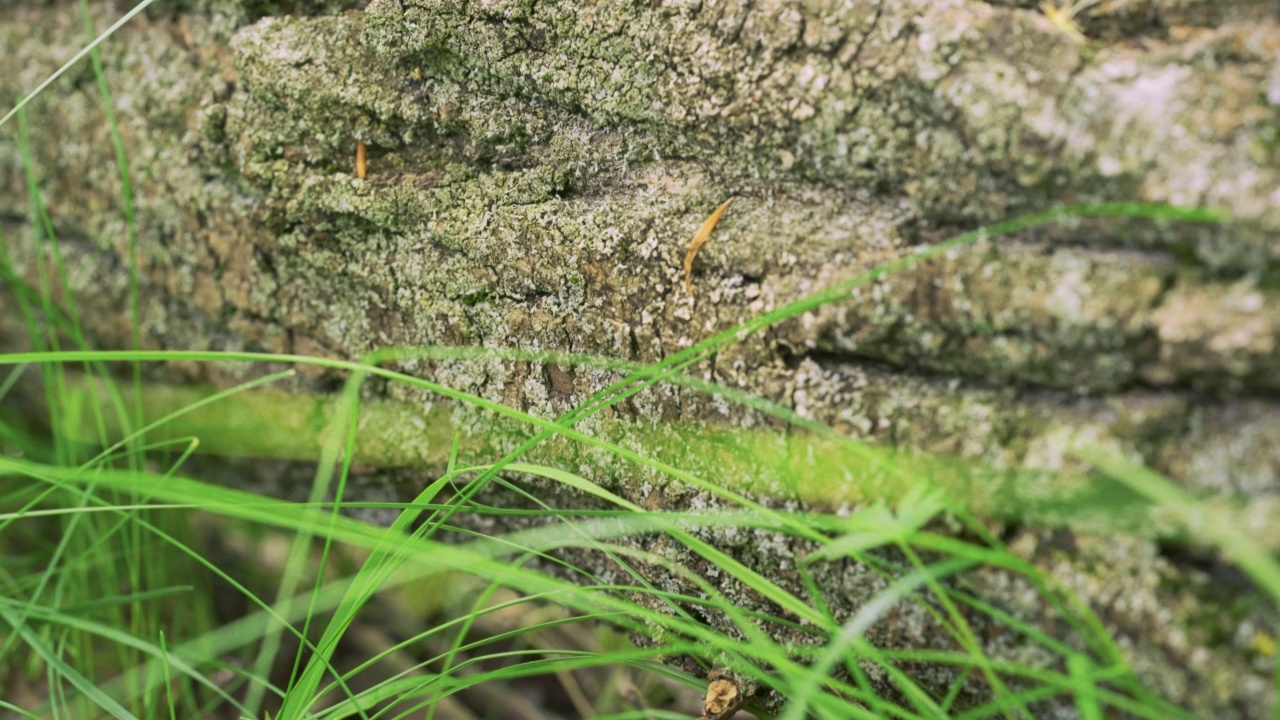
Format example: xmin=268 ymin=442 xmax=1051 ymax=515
xmin=684 ymin=198 xmax=733 ymax=296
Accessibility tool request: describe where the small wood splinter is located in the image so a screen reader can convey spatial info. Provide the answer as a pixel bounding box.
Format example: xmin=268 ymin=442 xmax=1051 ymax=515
xmin=684 ymin=198 xmax=733 ymax=297
xmin=356 ymin=139 xmax=367 ymax=180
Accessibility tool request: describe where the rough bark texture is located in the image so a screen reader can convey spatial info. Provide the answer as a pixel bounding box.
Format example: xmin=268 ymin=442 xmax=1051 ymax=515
xmin=2 ymin=0 xmax=1279 ymax=716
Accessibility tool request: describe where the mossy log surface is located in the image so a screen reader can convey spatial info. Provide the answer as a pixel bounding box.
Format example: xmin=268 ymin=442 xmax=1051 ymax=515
xmin=2 ymin=0 xmax=1279 ymax=715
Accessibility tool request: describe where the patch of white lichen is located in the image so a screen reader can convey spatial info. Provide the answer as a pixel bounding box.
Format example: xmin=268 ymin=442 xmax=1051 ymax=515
xmin=1 ymin=0 xmax=1278 ymax=714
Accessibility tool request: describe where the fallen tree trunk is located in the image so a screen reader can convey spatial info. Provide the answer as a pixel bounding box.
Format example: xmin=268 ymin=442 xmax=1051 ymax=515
xmin=2 ymin=0 xmax=1278 ymax=716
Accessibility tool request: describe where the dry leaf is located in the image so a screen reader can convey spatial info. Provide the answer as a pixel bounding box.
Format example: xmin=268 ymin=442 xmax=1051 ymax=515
xmin=700 ymin=672 xmax=745 ymax=720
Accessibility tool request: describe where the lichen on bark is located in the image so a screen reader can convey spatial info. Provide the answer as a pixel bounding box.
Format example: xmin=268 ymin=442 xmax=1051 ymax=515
xmin=2 ymin=0 xmax=1279 ymax=715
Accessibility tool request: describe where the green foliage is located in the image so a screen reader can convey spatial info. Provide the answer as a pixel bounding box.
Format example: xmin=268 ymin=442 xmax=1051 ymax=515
xmin=0 ymin=6 xmax=1263 ymax=720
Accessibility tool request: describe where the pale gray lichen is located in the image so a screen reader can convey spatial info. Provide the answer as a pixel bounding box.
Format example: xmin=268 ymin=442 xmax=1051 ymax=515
xmin=2 ymin=0 xmax=1279 ymax=715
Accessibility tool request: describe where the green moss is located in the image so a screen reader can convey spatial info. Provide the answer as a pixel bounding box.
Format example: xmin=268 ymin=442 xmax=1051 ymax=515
xmin=2 ymin=3 xmax=1278 ymax=714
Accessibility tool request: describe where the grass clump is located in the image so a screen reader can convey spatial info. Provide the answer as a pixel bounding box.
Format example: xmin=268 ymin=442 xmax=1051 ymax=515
xmin=0 ymin=5 xmax=1271 ymax=720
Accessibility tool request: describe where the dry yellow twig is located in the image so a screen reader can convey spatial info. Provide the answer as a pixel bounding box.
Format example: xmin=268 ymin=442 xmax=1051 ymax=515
xmin=356 ymin=139 xmax=367 ymax=179
xmin=683 ymin=198 xmax=733 ymax=297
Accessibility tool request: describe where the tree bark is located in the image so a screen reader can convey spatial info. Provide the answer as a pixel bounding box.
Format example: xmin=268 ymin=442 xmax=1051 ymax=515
xmin=2 ymin=0 xmax=1278 ymax=716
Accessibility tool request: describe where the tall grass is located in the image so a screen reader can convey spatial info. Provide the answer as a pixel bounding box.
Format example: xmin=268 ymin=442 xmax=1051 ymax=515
xmin=1 ymin=4 xmax=1272 ymax=720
